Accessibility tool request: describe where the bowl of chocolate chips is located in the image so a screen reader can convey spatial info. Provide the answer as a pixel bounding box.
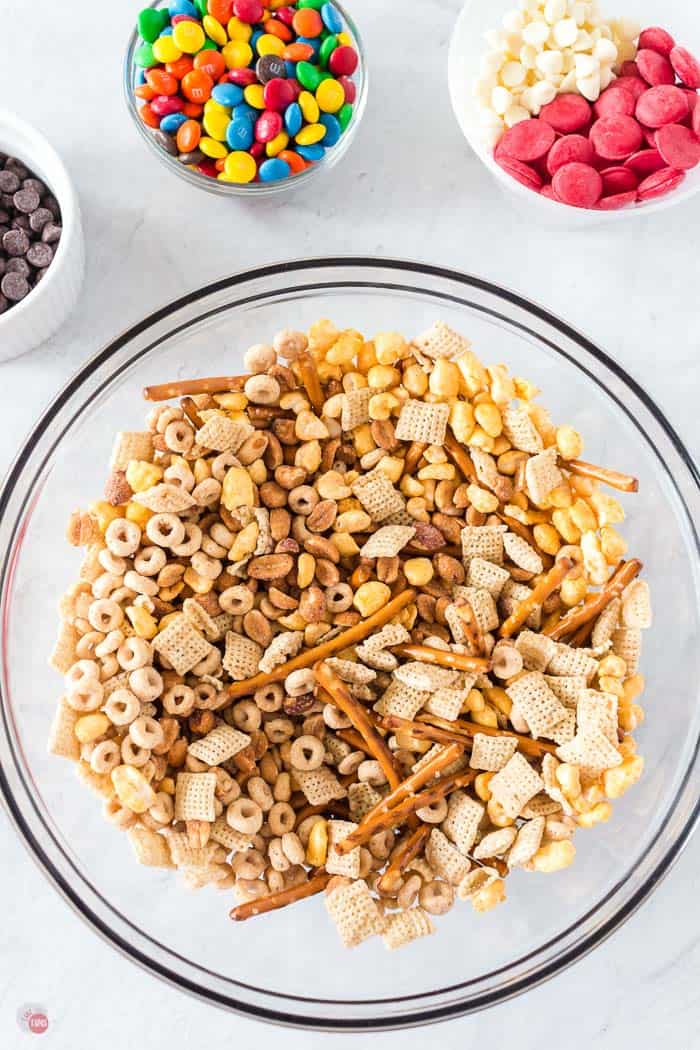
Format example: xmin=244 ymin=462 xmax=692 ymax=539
xmin=0 ymin=110 xmax=84 ymax=361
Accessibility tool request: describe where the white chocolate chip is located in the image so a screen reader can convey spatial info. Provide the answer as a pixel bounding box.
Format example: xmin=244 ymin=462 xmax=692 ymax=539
xmin=559 ymin=69 xmax=578 ymax=92
xmin=529 ymin=80 xmax=558 ymax=112
xmin=491 ymin=85 xmax=514 ymax=115
xmin=599 ymin=65 xmax=615 ymax=90
xmin=544 ymin=0 xmax=566 ymax=25
xmin=519 ymin=43 xmax=538 ymax=69
xmin=571 ymin=2 xmax=587 ymax=27
xmin=522 ymin=21 xmax=550 ymax=48
xmin=504 ymin=103 xmax=531 ymax=127
xmin=577 ymin=70 xmax=601 ymax=100
xmin=502 ymin=10 xmax=525 ymax=32
xmin=480 ymin=51 xmax=505 ymax=77
xmin=573 ymin=29 xmax=594 ymax=52
xmin=501 ymin=61 xmax=527 ymax=87
xmin=536 ymin=49 xmax=564 ymax=76
xmin=553 ymin=17 xmax=578 ymax=47
xmin=574 ymin=53 xmax=599 ymax=78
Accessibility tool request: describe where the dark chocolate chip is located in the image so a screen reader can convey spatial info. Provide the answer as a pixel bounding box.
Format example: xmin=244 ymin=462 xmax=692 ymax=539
xmin=13 ymin=187 xmax=40 ymax=214
xmin=1 ymin=193 xmax=14 ymax=209
xmin=0 ymin=225 xmax=9 ymax=240
xmin=26 ymin=241 xmax=53 ymax=268
xmin=0 ymin=209 xmax=8 ymax=224
xmin=44 ymin=194 xmax=60 ymax=218
xmin=1 ymin=271 xmax=30 ymax=301
xmin=29 ymin=207 xmax=52 ymax=232
xmin=22 ymin=177 xmax=46 ymax=197
xmin=0 ymin=257 xmax=5 ymax=278
xmin=0 ymin=292 xmax=8 ymax=313
xmin=178 ymin=149 xmax=204 ymax=165
xmin=4 ymin=158 xmax=30 ymax=180
xmin=0 ymin=170 xmax=20 ymax=193
xmin=41 ymin=222 xmax=62 ymax=244
xmin=6 ymin=256 xmax=30 ymax=277
xmin=3 ymin=228 xmax=29 ymax=256
xmin=11 ymin=214 xmax=30 ymax=231
xmin=154 ymin=130 xmax=178 ymax=156
xmin=33 ymin=267 xmax=49 ymax=285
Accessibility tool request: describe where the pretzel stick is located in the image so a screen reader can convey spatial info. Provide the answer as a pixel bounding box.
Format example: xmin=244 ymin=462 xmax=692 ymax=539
xmin=228 ymin=589 xmax=415 ymax=698
xmin=419 ymin=713 xmax=559 ymax=757
xmin=335 ymin=771 xmax=476 ymax=855
xmin=377 ymin=824 xmax=431 ymax=894
xmin=543 ymin=558 xmax=642 ymax=641
xmin=180 ymin=396 xmax=203 ymax=429
xmin=569 ymin=619 xmax=595 ymax=648
xmin=363 ymin=741 xmax=464 ymax=819
xmin=562 ymin=458 xmax=639 ymax=493
xmin=390 ymin=642 xmax=491 ymax=674
xmin=454 ymin=599 xmax=484 ymax=655
xmin=336 ymin=727 xmax=367 ymax=752
xmin=297 ymin=351 xmax=325 ymax=414
xmin=377 ymin=713 xmax=557 ymax=759
xmin=444 ymin=431 xmax=478 ymax=484
xmin=402 ymin=441 xmax=428 ymax=478
xmin=498 ymin=556 xmax=575 ymax=638
xmin=230 ymin=870 xmax=331 ymax=921
xmin=315 ymin=666 xmax=402 ymax=791
xmin=143 ymin=376 xmax=246 ymax=401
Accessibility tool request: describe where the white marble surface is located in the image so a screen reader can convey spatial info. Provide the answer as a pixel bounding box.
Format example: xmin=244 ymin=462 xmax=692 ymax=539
xmin=1 ymin=0 xmax=699 ymax=1045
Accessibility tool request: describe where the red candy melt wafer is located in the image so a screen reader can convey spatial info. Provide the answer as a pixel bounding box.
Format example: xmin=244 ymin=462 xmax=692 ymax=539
xmin=551 ymin=162 xmax=602 ymax=207
xmin=655 ymin=123 xmax=700 ymax=169
xmin=670 ymin=46 xmax=700 ymax=90
xmin=539 ymin=93 xmax=591 ymax=133
xmin=615 ymin=76 xmax=648 ymax=100
xmin=600 ymin=166 xmax=638 ymax=195
xmin=638 ymin=27 xmax=675 ymax=58
xmin=594 ymin=86 xmax=636 ymax=119
xmin=636 ymin=49 xmax=676 ymax=86
xmin=597 ymin=190 xmax=638 ymax=210
xmin=635 ymin=85 xmax=689 ymax=127
xmin=498 ymin=119 xmax=555 ymax=162
xmin=637 ymin=166 xmax=686 ymax=200
xmin=589 ymin=115 xmax=643 ymax=161
xmin=495 ymin=155 xmax=543 ymax=190
xmin=625 ymin=149 xmax=666 ymax=176
xmin=620 ymin=60 xmax=641 ymax=77
xmin=546 ymin=134 xmax=594 ymax=175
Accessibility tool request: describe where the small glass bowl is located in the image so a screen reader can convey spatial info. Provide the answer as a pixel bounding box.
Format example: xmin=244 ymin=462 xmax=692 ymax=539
xmin=2 ymin=259 xmax=699 ymax=1030
xmin=123 ymin=0 xmax=368 ymax=198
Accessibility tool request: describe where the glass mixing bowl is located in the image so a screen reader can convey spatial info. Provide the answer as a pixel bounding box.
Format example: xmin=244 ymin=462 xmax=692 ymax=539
xmin=1 ymin=259 xmax=699 ymax=1030
xmin=123 ymin=1 xmax=367 ymax=198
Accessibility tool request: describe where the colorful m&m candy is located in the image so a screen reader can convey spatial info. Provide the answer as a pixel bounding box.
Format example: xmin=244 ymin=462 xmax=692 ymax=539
xmin=133 ymin=0 xmax=361 ymax=185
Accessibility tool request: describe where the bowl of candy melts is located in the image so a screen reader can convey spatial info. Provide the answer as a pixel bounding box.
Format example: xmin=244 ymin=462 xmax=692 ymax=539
xmin=448 ymin=0 xmax=700 ymax=223
xmin=124 ymin=0 xmax=367 ymax=195
xmin=0 ymin=110 xmax=84 ymax=360
xmin=2 ymin=260 xmax=699 ymax=1028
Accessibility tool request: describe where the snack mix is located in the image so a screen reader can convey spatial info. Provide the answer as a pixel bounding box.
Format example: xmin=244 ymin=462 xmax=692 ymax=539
xmin=49 ymin=318 xmax=650 ymax=951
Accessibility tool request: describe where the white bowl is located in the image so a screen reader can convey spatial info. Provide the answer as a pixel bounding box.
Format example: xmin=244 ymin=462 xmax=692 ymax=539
xmin=447 ymin=0 xmax=700 ymax=227
xmin=0 ymin=111 xmax=85 ymax=361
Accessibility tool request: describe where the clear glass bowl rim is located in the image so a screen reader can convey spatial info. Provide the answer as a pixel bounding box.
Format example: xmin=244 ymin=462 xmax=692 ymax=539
xmin=122 ymin=0 xmax=368 ymax=198
xmin=1 ymin=257 xmax=699 ymax=1031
